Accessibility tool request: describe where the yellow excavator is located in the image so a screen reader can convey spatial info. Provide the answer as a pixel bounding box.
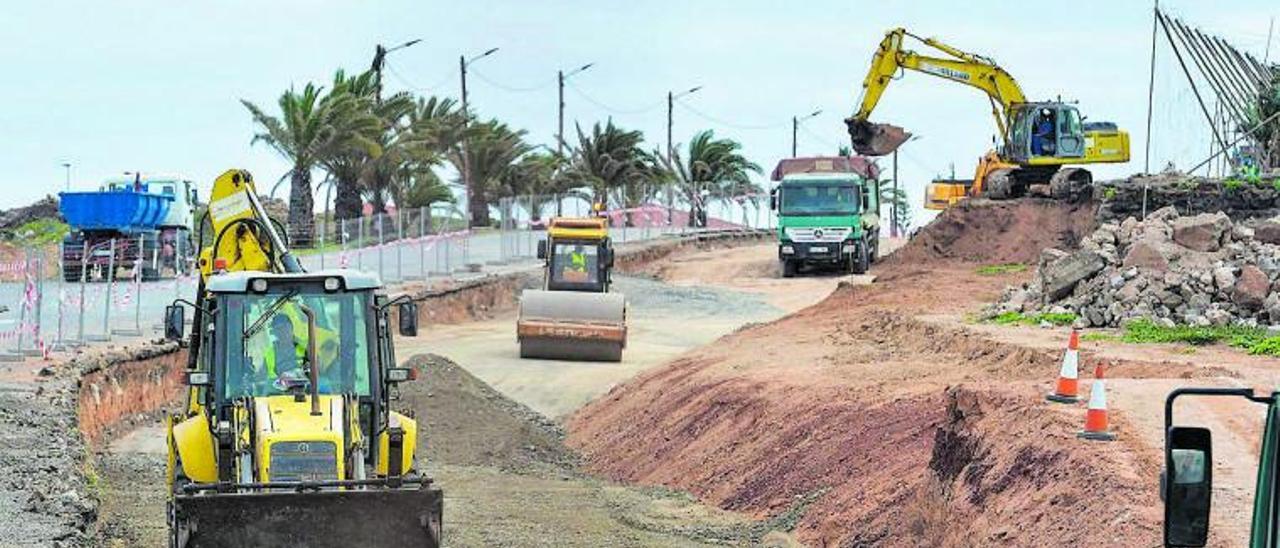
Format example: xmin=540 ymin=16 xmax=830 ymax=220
xmin=161 ymin=169 xmax=442 ymax=547
xmin=845 ymin=27 xmax=1131 ymax=208
xmin=517 ymin=216 xmax=627 ymax=362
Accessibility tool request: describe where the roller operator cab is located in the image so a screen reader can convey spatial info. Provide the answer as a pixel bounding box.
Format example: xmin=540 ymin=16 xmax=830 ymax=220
xmin=770 ymin=157 xmax=881 ymax=278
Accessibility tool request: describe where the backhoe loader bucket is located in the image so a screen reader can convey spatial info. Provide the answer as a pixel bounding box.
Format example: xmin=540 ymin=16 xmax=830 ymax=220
xmin=845 ymin=119 xmax=911 ymax=156
xmin=170 ymin=485 xmax=443 ymax=548
xmin=517 ymin=289 xmax=626 ymax=362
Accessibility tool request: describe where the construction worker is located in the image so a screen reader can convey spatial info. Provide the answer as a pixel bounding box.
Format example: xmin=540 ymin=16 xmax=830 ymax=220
xmin=1032 ymin=108 xmax=1056 ymax=156
xmin=569 ymin=245 xmax=588 ymax=273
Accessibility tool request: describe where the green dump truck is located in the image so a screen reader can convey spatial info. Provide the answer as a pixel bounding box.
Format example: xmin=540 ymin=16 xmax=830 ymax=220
xmin=769 ymin=156 xmax=881 ymax=277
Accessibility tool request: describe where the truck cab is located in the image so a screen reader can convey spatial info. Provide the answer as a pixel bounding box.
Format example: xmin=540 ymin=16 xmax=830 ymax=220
xmin=770 ymin=157 xmax=881 ymax=277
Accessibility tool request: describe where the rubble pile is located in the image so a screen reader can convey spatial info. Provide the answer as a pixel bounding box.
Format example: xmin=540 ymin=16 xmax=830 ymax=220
xmin=994 ymin=206 xmax=1280 ymax=328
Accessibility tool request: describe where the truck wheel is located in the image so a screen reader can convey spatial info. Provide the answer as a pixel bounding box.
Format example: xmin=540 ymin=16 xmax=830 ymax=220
xmin=781 ymin=260 xmax=797 ymax=278
xmin=851 ymin=243 xmax=869 ymax=275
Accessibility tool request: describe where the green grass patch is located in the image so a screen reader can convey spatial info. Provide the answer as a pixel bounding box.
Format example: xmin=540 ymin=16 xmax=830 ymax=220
xmin=989 ymin=311 xmax=1077 ymax=327
xmin=1120 ymin=318 xmax=1280 ymax=356
xmin=976 ymin=263 xmax=1028 ymax=276
xmin=1080 ymin=332 xmax=1122 ymax=343
xmin=5 ymin=218 xmax=69 ymax=245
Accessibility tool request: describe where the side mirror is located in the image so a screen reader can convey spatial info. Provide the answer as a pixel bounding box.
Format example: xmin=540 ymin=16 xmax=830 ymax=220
xmin=1164 ymin=426 xmax=1212 ymax=547
xmin=769 ymin=189 xmax=778 ymax=211
xmin=185 ymin=371 xmax=211 ymax=386
xmin=397 ymin=301 xmax=419 ymax=337
xmin=387 ymin=367 xmax=417 ymax=383
xmin=537 ymin=239 xmax=547 ymax=260
xmin=164 ymin=304 xmax=185 ymax=342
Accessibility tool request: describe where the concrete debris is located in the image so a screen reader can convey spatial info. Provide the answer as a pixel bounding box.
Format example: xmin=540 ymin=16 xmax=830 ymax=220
xmin=992 ymin=205 xmax=1280 ymax=328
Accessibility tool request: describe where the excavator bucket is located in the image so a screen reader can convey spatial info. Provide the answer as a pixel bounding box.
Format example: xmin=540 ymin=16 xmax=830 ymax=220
xmin=517 ymin=289 xmax=626 ymax=362
xmin=170 ymin=486 xmax=443 ymax=548
xmin=846 ymin=119 xmax=912 ymax=157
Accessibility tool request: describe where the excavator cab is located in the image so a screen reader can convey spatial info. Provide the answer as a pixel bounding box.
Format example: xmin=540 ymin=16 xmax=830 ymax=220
xmin=1004 ymin=103 xmax=1086 ymax=162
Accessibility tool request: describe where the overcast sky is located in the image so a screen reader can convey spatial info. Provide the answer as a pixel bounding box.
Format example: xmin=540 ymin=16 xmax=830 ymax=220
xmin=2 ymin=1 xmax=1276 ymax=225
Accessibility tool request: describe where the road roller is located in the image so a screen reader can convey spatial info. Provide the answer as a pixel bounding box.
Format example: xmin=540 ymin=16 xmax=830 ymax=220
xmin=517 ymin=217 xmax=627 ymax=362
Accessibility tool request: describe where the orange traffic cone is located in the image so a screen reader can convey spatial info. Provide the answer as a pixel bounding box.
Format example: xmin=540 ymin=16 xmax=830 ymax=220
xmin=1046 ymin=328 xmax=1081 ymax=404
xmin=1077 ymin=363 xmax=1116 ymax=441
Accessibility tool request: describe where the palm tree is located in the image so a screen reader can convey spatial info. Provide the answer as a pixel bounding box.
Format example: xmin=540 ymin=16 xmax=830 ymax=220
xmin=450 ymin=120 xmax=530 ymax=227
xmin=879 ymin=183 xmax=911 ymax=235
xmin=242 ymin=83 xmax=370 ymax=245
xmin=657 ymin=129 xmax=762 ymax=227
xmin=563 ymin=120 xmax=650 ymax=218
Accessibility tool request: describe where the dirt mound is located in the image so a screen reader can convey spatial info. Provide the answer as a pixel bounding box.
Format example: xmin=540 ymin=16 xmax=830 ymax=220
xmin=400 ymin=353 xmax=576 ymax=471
xmin=888 ymin=199 xmax=1097 ymax=267
xmin=0 ymin=195 xmax=59 ymax=232
xmin=568 ymin=258 xmax=1176 ymax=545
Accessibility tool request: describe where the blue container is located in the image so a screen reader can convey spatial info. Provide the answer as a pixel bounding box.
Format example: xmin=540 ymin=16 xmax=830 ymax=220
xmin=59 ymin=189 xmax=174 ymax=232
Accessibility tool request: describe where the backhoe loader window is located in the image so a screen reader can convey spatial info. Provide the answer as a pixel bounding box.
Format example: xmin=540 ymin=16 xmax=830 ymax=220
xmin=550 ymin=243 xmax=599 ymax=285
xmin=779 ymin=184 xmax=859 ymax=216
xmin=224 ymin=291 xmax=371 ymax=399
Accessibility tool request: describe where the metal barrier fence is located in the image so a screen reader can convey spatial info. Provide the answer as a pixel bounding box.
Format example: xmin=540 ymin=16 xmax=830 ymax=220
xmin=0 ymin=196 xmax=770 ymax=359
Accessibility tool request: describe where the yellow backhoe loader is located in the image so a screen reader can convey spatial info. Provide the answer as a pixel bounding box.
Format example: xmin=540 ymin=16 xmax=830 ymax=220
xmin=161 ymin=169 xmax=442 ymax=547
xmin=846 ymin=27 xmax=1131 ymax=208
xmin=516 ymin=217 xmax=627 ymax=362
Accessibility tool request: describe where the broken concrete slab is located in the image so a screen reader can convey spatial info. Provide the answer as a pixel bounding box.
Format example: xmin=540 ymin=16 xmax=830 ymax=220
xmin=1041 ymin=250 xmax=1106 ymax=302
xmin=1234 ymin=265 xmax=1270 ymax=309
xmin=1172 ymin=212 xmax=1232 ymax=252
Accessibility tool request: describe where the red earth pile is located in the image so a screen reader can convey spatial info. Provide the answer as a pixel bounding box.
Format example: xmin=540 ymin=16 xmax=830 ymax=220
xmin=567 ymin=198 xmax=1171 ymax=546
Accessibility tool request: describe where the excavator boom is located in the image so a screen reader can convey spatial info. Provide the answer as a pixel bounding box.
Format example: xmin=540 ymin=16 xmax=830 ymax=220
xmin=848 ymin=28 xmax=1027 ymax=156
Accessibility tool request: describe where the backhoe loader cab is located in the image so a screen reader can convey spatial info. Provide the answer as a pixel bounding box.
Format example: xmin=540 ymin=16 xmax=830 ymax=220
xmin=164 ymin=270 xmax=441 ymax=548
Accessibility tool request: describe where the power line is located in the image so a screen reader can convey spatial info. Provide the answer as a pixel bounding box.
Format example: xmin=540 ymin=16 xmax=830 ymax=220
xmin=564 ymin=79 xmax=665 ymax=115
xmin=469 ymin=67 xmax=556 ymax=93
xmin=384 ymin=61 xmax=455 ymax=93
xmin=674 ymin=98 xmax=789 ymax=131
xmin=798 ymin=123 xmax=843 ymax=152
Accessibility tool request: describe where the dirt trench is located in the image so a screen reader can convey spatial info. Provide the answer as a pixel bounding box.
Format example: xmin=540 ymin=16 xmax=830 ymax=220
xmin=86 ymin=231 xmax=801 ymax=547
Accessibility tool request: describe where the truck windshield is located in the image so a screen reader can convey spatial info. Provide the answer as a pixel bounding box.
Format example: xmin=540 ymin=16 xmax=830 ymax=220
xmin=222 ymin=290 xmax=372 ymax=399
xmin=780 ymin=184 xmax=860 ymax=216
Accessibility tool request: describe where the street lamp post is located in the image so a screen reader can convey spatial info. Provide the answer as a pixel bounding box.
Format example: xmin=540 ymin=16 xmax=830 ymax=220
xmin=459 ymin=47 xmax=499 ymax=228
xmin=666 ymin=86 xmax=702 ymax=225
xmin=62 ymin=162 xmax=71 ymax=190
xmin=369 ymin=39 xmax=422 ymax=102
xmin=557 ymin=63 xmax=593 ymax=217
xmin=791 ymin=109 xmax=822 ymax=158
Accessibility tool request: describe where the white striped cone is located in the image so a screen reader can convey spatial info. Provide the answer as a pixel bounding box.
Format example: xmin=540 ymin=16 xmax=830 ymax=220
xmin=1046 ymin=329 xmax=1081 ymax=403
xmin=1078 ymin=363 xmax=1115 ymax=441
